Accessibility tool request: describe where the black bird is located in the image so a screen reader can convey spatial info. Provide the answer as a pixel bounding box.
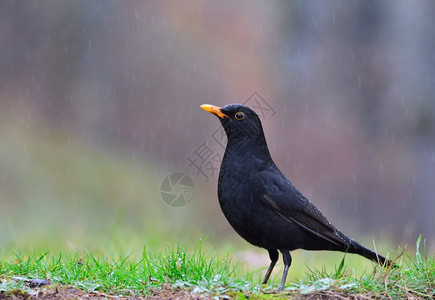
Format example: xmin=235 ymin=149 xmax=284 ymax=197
xmin=201 ymin=103 xmax=392 ymax=291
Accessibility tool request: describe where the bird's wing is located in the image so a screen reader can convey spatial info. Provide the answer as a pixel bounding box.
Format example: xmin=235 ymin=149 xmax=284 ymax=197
xmin=256 ymin=170 xmax=347 ymax=247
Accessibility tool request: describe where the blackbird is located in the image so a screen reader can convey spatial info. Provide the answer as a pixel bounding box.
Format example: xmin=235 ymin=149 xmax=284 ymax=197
xmin=201 ymin=103 xmax=392 ymax=291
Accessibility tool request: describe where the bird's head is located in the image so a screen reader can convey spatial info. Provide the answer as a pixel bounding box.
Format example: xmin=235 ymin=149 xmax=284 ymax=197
xmin=201 ymin=103 xmax=264 ymax=142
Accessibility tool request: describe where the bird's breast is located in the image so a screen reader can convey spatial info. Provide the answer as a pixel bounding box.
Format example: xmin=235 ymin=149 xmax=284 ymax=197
xmin=218 ymin=166 xmax=276 ymax=246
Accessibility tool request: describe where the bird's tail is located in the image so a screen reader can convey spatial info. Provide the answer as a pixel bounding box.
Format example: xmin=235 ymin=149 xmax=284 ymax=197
xmin=347 ymin=239 xmax=394 ymax=267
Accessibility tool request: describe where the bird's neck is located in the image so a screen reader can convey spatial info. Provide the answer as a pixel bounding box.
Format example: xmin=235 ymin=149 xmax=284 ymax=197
xmin=225 ymin=134 xmax=272 ymax=161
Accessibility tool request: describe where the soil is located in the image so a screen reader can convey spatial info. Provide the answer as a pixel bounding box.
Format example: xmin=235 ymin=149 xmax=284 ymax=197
xmin=0 ymin=285 xmax=212 ymax=300
xmin=1 ymin=283 xmax=422 ymax=299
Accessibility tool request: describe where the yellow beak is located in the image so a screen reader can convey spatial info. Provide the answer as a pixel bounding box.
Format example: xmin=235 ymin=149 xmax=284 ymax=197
xmin=200 ymin=104 xmax=228 ymax=119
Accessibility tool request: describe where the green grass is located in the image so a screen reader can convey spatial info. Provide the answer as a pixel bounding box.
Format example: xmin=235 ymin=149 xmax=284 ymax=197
xmin=281 ymin=235 xmax=434 ymax=299
xmin=0 ymin=241 xmax=252 ymax=297
xmin=1 ymin=236 xmax=433 ymax=299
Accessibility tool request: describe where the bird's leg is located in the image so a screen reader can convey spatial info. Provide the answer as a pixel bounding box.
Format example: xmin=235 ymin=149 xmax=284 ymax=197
xmin=279 ymin=250 xmax=292 ymax=291
xmin=261 ymin=249 xmax=278 ymax=284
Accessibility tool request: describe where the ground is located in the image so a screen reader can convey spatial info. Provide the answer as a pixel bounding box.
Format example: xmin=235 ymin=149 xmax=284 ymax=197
xmin=0 ymin=284 xmax=411 ymax=300
xmin=1 ymin=285 xmax=210 ymax=300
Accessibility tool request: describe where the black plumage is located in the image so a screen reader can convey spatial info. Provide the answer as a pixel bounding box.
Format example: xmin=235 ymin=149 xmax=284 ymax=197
xmin=201 ymin=103 xmax=392 ymax=291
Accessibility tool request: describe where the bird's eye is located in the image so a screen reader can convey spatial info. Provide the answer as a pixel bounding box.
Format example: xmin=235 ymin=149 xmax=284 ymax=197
xmin=234 ymin=111 xmax=245 ymax=120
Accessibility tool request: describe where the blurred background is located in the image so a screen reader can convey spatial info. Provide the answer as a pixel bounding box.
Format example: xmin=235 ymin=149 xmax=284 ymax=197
xmin=1 ymin=0 xmax=434 ymax=279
